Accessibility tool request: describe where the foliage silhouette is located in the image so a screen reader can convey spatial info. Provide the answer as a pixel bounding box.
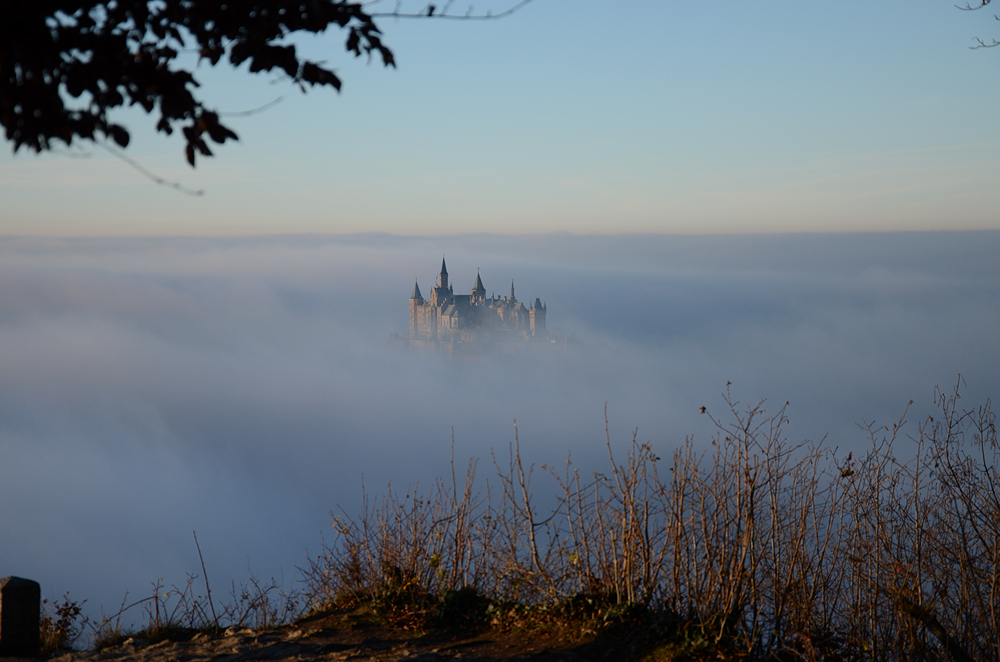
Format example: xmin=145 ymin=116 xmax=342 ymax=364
xmin=1 ymin=1 xmax=396 ymax=166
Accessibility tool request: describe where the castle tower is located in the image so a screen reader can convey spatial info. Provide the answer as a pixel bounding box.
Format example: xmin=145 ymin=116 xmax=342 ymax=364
xmin=409 ymin=280 xmax=423 ymax=338
xmin=438 ymin=257 xmax=449 ymax=289
xmin=510 ymin=280 xmax=516 ymax=302
xmin=431 ymin=257 xmax=451 ymax=307
xmin=471 ymin=270 xmax=486 ymax=304
xmin=530 ymin=297 xmax=547 ymax=337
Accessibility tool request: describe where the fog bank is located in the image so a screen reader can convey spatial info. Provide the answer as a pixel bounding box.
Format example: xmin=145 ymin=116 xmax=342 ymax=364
xmin=1 ymin=231 xmax=997 ymax=620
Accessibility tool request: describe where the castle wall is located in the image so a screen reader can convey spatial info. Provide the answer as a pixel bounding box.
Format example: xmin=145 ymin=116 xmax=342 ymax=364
xmin=410 ymin=301 xmax=438 ymax=340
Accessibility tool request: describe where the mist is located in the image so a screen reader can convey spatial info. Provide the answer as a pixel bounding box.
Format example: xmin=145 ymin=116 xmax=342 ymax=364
xmin=1 ymin=231 xmax=997 ymax=621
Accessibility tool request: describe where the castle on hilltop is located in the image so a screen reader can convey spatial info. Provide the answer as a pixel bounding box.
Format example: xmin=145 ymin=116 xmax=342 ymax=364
xmin=408 ymin=258 xmax=547 ymax=347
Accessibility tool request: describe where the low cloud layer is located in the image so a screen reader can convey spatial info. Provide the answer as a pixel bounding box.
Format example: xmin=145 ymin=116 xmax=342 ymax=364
xmin=1 ymin=231 xmax=997 ymax=618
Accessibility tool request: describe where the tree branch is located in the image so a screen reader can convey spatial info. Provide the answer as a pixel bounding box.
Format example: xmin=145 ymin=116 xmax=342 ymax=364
xmin=368 ymin=0 xmax=533 ymax=21
xmin=98 ymin=142 xmax=205 ymax=196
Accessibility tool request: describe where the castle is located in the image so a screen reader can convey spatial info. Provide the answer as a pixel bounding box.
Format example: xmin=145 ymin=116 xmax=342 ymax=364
xmin=408 ymin=258 xmax=547 ymax=347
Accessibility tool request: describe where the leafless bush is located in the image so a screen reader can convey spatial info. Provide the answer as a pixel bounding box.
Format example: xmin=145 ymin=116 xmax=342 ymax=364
xmin=302 ymin=381 xmax=998 ymax=660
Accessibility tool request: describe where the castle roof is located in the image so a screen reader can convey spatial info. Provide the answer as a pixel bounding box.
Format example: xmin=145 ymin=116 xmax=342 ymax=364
xmin=440 ymin=257 xmax=448 ymax=276
xmin=410 ymin=280 xmax=423 ymax=301
xmin=473 ymin=271 xmax=486 ymax=294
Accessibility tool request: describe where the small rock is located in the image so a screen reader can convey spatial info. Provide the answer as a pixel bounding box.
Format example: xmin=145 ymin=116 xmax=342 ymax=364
xmin=408 ymin=654 xmax=443 ymax=662
xmin=224 ymin=626 xmax=254 ymax=637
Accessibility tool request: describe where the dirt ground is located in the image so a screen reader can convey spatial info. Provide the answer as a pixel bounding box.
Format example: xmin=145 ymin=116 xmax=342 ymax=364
xmin=14 ymin=605 xmax=650 ymax=662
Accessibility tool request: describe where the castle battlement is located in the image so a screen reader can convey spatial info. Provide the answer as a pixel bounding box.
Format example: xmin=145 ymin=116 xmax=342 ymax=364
xmin=408 ymin=258 xmax=547 ymax=346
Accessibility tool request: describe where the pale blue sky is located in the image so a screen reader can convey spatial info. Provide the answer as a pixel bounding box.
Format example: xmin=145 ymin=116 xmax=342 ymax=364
xmin=2 ymin=0 xmax=999 ymax=235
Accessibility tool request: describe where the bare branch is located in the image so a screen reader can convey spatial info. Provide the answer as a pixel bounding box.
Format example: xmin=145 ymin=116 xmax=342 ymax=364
xmin=956 ymin=0 xmax=992 ymax=9
xmin=98 ymin=142 xmax=205 ymax=196
xmin=971 ymin=36 xmax=1000 ymax=48
xmin=369 ymin=0 xmax=533 ymax=21
xmin=218 ymin=96 xmax=284 ymax=118
xmin=958 ymin=1 xmax=1000 ymax=49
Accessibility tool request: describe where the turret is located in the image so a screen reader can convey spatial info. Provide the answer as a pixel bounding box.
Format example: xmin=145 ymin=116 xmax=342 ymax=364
xmin=438 ymin=257 xmax=449 ymax=289
xmin=409 ymin=280 xmax=424 ymax=338
xmin=471 ymin=270 xmax=486 ymax=303
xmin=431 ymin=257 xmax=451 ymax=307
xmin=530 ymin=297 xmax=546 ymax=337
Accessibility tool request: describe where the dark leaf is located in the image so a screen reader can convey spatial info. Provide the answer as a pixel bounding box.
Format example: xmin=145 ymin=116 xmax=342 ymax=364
xmin=109 ymin=124 xmax=129 ymax=147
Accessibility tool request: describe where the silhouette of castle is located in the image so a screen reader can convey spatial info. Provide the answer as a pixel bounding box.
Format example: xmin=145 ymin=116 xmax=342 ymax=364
xmin=408 ymin=258 xmax=547 ymax=346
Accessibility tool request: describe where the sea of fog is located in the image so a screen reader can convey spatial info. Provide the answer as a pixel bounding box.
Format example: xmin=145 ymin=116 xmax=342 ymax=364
xmin=1 ymin=231 xmax=998 ymax=623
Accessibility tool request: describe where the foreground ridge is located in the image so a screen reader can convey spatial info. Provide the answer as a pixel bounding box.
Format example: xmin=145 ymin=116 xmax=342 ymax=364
xmin=38 ymin=603 xmax=639 ymax=662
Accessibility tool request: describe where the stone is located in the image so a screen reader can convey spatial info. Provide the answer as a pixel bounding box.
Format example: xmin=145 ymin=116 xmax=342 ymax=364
xmin=0 ymin=576 xmax=40 ymax=658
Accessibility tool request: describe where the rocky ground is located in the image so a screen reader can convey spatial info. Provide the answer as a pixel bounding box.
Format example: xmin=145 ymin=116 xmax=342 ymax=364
xmin=14 ymin=605 xmax=638 ymax=662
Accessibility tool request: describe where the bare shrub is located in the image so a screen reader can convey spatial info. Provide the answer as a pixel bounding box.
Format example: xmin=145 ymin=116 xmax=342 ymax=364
xmin=302 ymin=380 xmax=999 ymax=660
xmin=40 ymin=593 xmax=88 ymax=653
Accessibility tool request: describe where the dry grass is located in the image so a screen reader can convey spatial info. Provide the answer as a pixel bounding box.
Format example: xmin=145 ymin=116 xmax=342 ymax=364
xmin=302 ymin=380 xmax=999 ymax=661
xmin=82 ymin=566 xmax=302 ymax=650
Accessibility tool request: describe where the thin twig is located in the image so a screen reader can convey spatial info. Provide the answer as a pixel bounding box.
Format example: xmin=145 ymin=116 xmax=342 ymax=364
xmin=218 ymin=96 xmax=284 ymax=117
xmin=98 ymin=142 xmax=204 ymax=196
xmin=370 ymin=0 xmax=532 ymax=20
xmin=193 ymin=531 xmax=219 ymax=627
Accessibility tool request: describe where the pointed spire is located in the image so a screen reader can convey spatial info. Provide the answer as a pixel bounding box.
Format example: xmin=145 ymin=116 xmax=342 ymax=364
xmin=438 ymin=256 xmax=449 ymax=289
xmin=510 ymin=280 xmax=516 ymax=301
xmin=473 ymin=269 xmax=485 ymax=293
xmin=410 ymin=280 xmax=423 ymax=301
